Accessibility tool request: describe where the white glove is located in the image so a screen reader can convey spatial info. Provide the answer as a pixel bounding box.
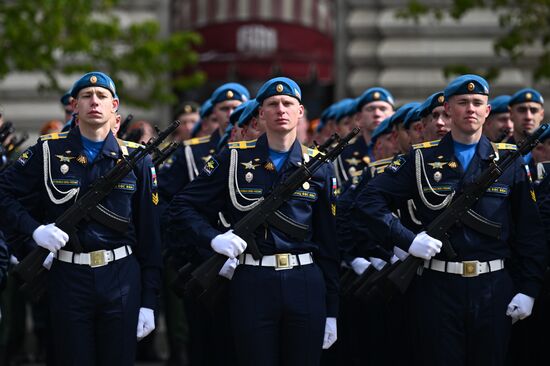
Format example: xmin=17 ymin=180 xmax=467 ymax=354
xmin=32 ymin=224 xmax=69 ymax=252
xmin=136 ymin=307 xmax=155 ymax=341
xmin=322 ymin=317 xmax=337 ymax=349
xmin=9 ymin=255 xmax=19 ymax=265
xmin=506 ymin=293 xmax=535 ymax=324
xmin=369 ymin=257 xmax=387 ymax=271
xmin=408 ymin=231 xmax=442 ymax=260
xmin=42 ymin=252 xmax=54 ymax=270
xmin=210 ymin=230 xmax=247 ymax=258
xmin=218 ymin=258 xmax=239 ymax=280
xmin=350 ymin=257 xmax=371 ymax=275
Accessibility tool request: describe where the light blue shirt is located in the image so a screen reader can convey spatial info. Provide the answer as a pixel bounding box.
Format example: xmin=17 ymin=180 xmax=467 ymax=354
xmin=81 ymin=135 xmax=105 ymax=163
xmin=269 ymin=148 xmax=290 ymax=171
xmin=453 ymin=141 xmax=478 ymax=172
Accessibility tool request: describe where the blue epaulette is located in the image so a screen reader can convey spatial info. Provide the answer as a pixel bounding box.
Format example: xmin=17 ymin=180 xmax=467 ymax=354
xmin=40 ymin=131 xmax=69 ymax=141
xmin=493 ymin=142 xmax=517 ymax=151
xmin=228 ymin=140 xmax=257 ymax=149
xmin=184 ymin=136 xmax=211 ymax=147
xmin=412 ymin=140 xmax=440 ymax=149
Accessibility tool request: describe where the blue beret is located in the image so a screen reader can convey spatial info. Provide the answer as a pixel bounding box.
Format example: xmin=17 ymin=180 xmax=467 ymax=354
xmin=370 ymin=116 xmax=393 ymax=146
xmin=317 ymin=103 xmax=339 ymax=132
xmin=210 ymin=83 xmax=250 ymax=105
xmin=418 ymin=92 xmax=445 ymax=118
xmin=60 ymin=91 xmax=72 ymax=106
xmin=332 ymin=99 xmax=356 ymax=123
xmin=509 ymin=88 xmax=544 ymax=106
xmin=70 ymin=71 xmax=117 ymax=98
xmin=229 ymin=101 xmax=249 ymax=126
xmin=199 ymin=99 xmax=214 ymax=119
xmin=237 ymin=99 xmax=260 ymax=128
xmin=444 ymin=74 xmax=489 ymax=100
xmin=403 ymin=104 xmax=423 ymax=128
xmin=356 ymin=87 xmax=395 ymax=111
xmin=390 ymin=102 xmax=420 ymax=128
xmin=489 ymin=95 xmax=511 ymax=115
xmin=256 ymin=77 xmax=302 ymax=104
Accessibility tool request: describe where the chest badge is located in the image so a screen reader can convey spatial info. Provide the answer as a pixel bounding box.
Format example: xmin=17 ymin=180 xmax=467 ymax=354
xmin=76 ymin=154 xmax=88 ymax=165
xmin=428 ymin=162 xmax=448 ymax=169
xmin=241 ymin=161 xmax=260 ymax=170
xmin=264 ymin=161 xmax=275 ymax=171
xmin=55 ymin=154 xmax=75 ymax=163
xmin=345 ymin=157 xmax=361 ymax=166
xmin=201 ymin=155 xmax=212 ymax=163
xmin=433 ymin=171 xmax=443 ymax=182
xmin=60 ymin=164 xmax=69 ymax=175
xmin=245 ymin=172 xmax=253 ymax=183
xmin=302 ymin=181 xmax=310 ymax=190
xmin=448 ymin=161 xmax=458 ymax=169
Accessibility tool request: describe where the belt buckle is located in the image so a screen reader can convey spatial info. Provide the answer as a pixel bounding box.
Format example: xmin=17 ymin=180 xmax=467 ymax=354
xmin=275 ymin=253 xmax=292 ymax=270
xmin=462 ymin=260 xmax=479 ymax=277
xmin=90 ymin=250 xmax=107 ymax=268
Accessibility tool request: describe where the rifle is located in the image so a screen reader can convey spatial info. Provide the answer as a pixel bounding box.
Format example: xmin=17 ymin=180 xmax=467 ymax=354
xmin=13 ymin=120 xmax=180 ymax=301
xmin=0 ymin=121 xmax=15 ymax=145
xmin=385 ymin=123 xmax=549 ymax=295
xmin=153 ymin=141 xmax=180 ymax=168
xmin=116 ymin=113 xmax=134 ymax=139
xmin=182 ymin=128 xmax=360 ymax=305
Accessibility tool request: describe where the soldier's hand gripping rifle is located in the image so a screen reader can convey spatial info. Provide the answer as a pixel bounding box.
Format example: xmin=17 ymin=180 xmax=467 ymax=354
xmin=183 ymin=128 xmax=360 ymax=304
xmin=13 ymin=120 xmax=181 ymax=301
xmin=385 ymin=123 xmax=549 ymax=296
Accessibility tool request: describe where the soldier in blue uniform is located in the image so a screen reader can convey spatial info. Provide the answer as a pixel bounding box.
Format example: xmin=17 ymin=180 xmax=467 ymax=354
xmin=167 ymin=77 xmax=339 ymax=366
xmin=418 ymin=91 xmax=450 ymax=142
xmin=483 ymin=95 xmax=512 ymax=142
xmin=157 ymin=83 xmax=249 ymax=204
xmin=355 ymin=74 xmax=547 ymax=366
xmin=507 ymin=88 xmax=545 ymax=175
xmin=0 ymin=71 xmax=161 ymax=366
xmin=236 ymin=98 xmax=264 ymax=141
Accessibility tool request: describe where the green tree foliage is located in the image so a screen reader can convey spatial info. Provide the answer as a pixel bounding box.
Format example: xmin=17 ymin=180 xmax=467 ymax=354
xmin=0 ymin=0 xmax=206 ymax=107
xmin=397 ymin=0 xmax=550 ymax=81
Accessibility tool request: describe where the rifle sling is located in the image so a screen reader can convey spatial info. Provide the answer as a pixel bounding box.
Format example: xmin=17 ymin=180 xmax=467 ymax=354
xmin=460 ymin=209 xmax=502 ymax=239
xmin=88 ymin=204 xmax=130 ymax=233
xmin=266 ymin=210 xmax=309 ymax=241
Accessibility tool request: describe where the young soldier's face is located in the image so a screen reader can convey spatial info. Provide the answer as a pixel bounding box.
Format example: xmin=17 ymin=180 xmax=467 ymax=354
xmin=423 ymin=106 xmax=451 ymax=140
xmin=446 ymin=94 xmax=490 ymax=136
xmin=510 ymin=102 xmax=544 ymax=136
xmin=260 ymin=95 xmax=303 ymax=134
xmin=483 ymin=112 xmax=513 ymax=142
xmin=358 ymin=101 xmax=393 ymax=133
xmin=213 ymin=100 xmax=242 ymax=131
xmin=74 ymin=87 xmax=118 ymax=127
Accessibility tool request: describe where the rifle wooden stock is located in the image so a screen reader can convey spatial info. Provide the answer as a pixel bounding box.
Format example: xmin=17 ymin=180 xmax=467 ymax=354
xmin=13 ymin=120 xmax=180 ymax=299
xmin=386 ymin=123 xmax=549 ymax=294
xmin=183 ymin=128 xmax=361 ymax=304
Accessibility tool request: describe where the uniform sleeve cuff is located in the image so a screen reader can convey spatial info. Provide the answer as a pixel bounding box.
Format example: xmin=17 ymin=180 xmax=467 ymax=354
xmin=21 ymin=217 xmax=41 ymax=237
xmin=326 ymin=293 xmax=339 ymax=317
xmin=141 ymin=288 xmax=159 ymax=311
xmin=520 ymin=282 xmax=541 ymax=299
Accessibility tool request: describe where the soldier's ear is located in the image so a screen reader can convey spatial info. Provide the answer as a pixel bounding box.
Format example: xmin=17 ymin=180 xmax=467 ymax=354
xmin=112 ymin=98 xmax=119 ymax=112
